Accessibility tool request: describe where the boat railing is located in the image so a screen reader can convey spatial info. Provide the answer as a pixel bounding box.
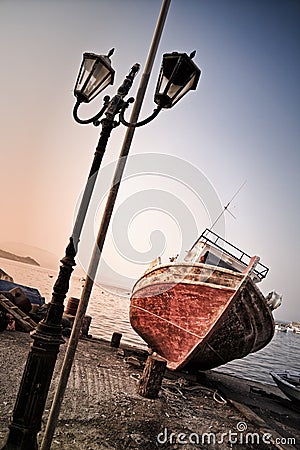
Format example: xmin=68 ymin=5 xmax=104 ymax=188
xmin=192 ymin=229 xmax=269 ymax=281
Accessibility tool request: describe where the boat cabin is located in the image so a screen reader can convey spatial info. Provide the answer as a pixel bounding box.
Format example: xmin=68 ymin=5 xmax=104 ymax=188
xmin=184 ymin=229 xmax=269 ymax=283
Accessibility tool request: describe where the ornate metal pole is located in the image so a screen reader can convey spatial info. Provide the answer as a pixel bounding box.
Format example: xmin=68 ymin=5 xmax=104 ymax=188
xmin=1 ymin=63 xmax=140 ymax=450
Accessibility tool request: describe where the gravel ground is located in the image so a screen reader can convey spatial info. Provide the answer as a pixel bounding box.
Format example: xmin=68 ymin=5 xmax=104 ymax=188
xmin=0 ymin=331 xmax=298 ymax=450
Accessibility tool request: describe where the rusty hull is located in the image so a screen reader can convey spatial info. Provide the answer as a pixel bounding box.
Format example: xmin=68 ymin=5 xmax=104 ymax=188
xmin=130 ymin=263 xmax=275 ymax=371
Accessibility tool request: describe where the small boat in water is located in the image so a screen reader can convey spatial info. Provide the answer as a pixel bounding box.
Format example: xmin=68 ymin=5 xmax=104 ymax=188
xmin=270 ymin=371 xmax=300 ymax=404
xmin=130 ymin=229 xmax=281 ymax=371
xmin=275 ymin=324 xmax=288 ymax=332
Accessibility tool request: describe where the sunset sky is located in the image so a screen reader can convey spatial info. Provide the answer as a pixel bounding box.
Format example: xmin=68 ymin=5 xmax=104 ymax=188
xmin=0 ymin=0 xmax=299 ymax=322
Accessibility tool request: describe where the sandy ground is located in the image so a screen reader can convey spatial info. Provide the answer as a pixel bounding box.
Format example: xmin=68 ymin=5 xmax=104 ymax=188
xmin=0 ymin=331 xmax=299 ymax=450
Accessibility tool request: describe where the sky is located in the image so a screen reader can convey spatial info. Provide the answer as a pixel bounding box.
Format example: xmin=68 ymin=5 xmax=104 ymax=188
xmin=0 ymin=0 xmax=299 ymax=322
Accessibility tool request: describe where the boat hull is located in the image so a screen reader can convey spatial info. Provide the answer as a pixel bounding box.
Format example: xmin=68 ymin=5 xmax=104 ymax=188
xmin=130 ymin=263 xmax=274 ymax=371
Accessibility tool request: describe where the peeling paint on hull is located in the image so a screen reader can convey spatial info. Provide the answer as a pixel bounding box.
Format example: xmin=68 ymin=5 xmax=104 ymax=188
xmin=130 ymin=263 xmax=275 ymax=371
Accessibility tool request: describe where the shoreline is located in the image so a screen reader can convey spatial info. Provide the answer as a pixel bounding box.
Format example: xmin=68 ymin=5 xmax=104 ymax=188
xmin=0 ymin=331 xmax=299 ymax=449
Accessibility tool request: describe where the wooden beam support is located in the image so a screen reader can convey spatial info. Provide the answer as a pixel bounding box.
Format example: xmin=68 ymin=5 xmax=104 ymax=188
xmin=138 ymin=354 xmax=167 ymax=399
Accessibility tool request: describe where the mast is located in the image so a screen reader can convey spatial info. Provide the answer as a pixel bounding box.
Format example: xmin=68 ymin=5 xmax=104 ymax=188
xmin=209 ymin=180 xmax=247 ymax=231
xmin=188 ymin=180 xmax=247 ymax=251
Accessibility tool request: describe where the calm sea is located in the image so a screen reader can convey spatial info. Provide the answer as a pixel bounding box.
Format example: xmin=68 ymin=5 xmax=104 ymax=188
xmin=1 ymin=257 xmax=300 ymax=385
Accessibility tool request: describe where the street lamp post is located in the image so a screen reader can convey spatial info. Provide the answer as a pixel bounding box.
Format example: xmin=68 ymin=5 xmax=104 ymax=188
xmin=0 ymin=49 xmax=140 ymax=450
xmin=1 ymin=43 xmax=201 ymax=450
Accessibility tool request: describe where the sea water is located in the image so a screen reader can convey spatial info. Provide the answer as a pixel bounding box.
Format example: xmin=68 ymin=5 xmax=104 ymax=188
xmin=1 ymin=257 xmax=300 ymax=385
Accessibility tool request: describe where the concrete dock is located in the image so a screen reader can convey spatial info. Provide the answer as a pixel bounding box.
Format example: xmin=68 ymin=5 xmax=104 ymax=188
xmin=0 ymin=331 xmax=299 ymax=449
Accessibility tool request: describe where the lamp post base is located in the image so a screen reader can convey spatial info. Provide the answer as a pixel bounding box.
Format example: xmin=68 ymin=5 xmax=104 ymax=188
xmin=1 ymin=324 xmax=63 ymax=450
xmin=2 ymin=426 xmax=39 ymax=450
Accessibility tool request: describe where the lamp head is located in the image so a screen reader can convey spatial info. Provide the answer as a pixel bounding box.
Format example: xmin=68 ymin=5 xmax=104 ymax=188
xmin=154 ymin=51 xmax=201 ymax=108
xmin=74 ymin=49 xmax=115 ymax=103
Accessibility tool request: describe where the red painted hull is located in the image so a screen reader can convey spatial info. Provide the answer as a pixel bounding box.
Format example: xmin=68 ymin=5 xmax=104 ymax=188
xmin=130 ymin=263 xmax=275 ymax=371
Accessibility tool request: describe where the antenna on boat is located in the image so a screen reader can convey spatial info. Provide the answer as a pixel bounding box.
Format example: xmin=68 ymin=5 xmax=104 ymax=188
xmin=210 ymin=180 xmax=247 ymax=231
xmin=186 ymin=180 xmax=247 ymax=252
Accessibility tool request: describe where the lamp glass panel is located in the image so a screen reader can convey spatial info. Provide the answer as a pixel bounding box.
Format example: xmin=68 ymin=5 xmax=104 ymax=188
xmin=83 ymin=64 xmax=110 ymax=100
xmin=162 ymin=58 xmax=178 ymax=83
xmin=168 ymin=74 xmax=196 ymax=106
xmin=169 ymin=63 xmax=192 ymax=86
xmin=87 ymin=73 xmax=112 ymax=102
xmin=76 ymin=57 xmax=96 ymax=93
xmin=166 ymin=82 xmax=181 ymax=99
xmin=158 ymin=74 xmax=169 ymax=95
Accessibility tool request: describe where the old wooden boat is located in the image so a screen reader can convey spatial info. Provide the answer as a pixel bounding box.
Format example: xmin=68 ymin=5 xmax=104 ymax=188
xmin=270 ymin=371 xmax=300 ymax=404
xmin=130 ymin=229 xmax=280 ymax=371
xmin=0 ymin=280 xmax=45 ymax=306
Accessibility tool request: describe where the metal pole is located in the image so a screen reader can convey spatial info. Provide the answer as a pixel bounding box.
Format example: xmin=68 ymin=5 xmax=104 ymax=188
xmin=40 ymin=1 xmax=171 ymax=448
xmin=1 ymin=60 xmax=140 ymax=450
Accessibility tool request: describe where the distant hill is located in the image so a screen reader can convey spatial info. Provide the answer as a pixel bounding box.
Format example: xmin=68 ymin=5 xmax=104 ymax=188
xmin=0 ymin=242 xmax=58 ymax=270
xmin=0 ymin=248 xmax=39 ymax=266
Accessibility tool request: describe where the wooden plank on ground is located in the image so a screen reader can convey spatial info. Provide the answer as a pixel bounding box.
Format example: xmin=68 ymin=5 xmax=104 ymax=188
xmin=0 ymin=294 xmax=37 ymax=332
